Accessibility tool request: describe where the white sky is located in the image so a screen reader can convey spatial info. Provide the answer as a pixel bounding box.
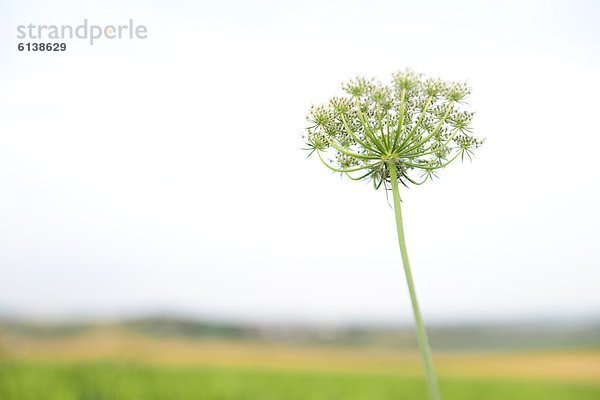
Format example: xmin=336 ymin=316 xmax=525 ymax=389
xmin=0 ymin=0 xmax=599 ymax=325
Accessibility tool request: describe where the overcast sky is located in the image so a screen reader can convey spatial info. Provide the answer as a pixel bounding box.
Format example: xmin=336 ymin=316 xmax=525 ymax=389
xmin=0 ymin=0 xmax=599 ymax=325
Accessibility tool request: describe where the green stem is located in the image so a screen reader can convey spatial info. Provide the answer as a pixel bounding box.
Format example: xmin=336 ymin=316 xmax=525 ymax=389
xmin=387 ymin=160 xmax=441 ymax=400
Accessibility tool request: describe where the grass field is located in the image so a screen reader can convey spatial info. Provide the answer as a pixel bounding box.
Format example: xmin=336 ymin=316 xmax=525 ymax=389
xmin=1 ymin=328 xmax=599 ymax=399
xmin=1 ymin=362 xmax=599 ymax=400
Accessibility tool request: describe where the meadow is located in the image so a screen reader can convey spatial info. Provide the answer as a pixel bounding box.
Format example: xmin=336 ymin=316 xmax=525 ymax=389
xmin=1 ymin=324 xmax=599 ymax=399
xmin=1 ymin=362 xmax=599 ymax=400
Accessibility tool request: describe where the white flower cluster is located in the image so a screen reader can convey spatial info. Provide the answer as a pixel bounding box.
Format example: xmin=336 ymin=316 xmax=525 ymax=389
xmin=304 ymin=70 xmax=483 ymax=189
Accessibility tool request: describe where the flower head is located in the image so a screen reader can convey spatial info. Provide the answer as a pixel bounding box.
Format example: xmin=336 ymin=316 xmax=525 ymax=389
xmin=303 ymin=70 xmax=483 ymax=189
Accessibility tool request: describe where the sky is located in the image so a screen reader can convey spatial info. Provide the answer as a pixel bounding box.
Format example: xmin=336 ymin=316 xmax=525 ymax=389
xmin=0 ymin=0 xmax=599 ymax=325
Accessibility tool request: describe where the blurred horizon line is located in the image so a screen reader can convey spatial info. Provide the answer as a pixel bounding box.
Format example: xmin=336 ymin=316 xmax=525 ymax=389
xmin=1 ymin=309 xmax=599 ymax=328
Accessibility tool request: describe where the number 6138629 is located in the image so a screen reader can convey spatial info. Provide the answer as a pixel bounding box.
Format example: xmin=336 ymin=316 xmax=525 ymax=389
xmin=18 ymin=42 xmax=67 ymax=51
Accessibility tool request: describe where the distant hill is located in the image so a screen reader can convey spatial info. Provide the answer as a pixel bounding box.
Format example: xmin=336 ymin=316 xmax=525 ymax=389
xmin=1 ymin=316 xmax=599 ymax=351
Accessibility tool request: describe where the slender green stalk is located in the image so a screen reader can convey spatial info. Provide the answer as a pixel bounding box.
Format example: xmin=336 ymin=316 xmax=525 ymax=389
xmin=388 ymin=160 xmax=441 ymax=400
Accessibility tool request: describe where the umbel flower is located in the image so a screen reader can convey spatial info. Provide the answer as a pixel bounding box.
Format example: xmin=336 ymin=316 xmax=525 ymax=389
xmin=302 ymin=70 xmax=483 ymax=400
xmin=304 ymin=70 xmax=482 ymax=188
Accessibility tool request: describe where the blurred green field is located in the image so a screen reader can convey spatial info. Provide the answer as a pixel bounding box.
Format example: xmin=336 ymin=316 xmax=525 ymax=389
xmin=1 ymin=322 xmax=599 ymax=399
xmin=1 ymin=362 xmax=599 ymax=400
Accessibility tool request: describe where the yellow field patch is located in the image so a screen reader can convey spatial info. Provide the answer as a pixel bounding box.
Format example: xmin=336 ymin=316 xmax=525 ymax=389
xmin=1 ymin=328 xmax=599 ymax=383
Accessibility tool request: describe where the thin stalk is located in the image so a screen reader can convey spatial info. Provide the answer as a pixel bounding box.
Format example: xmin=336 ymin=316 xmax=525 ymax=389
xmin=387 ymin=160 xmax=441 ymax=400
